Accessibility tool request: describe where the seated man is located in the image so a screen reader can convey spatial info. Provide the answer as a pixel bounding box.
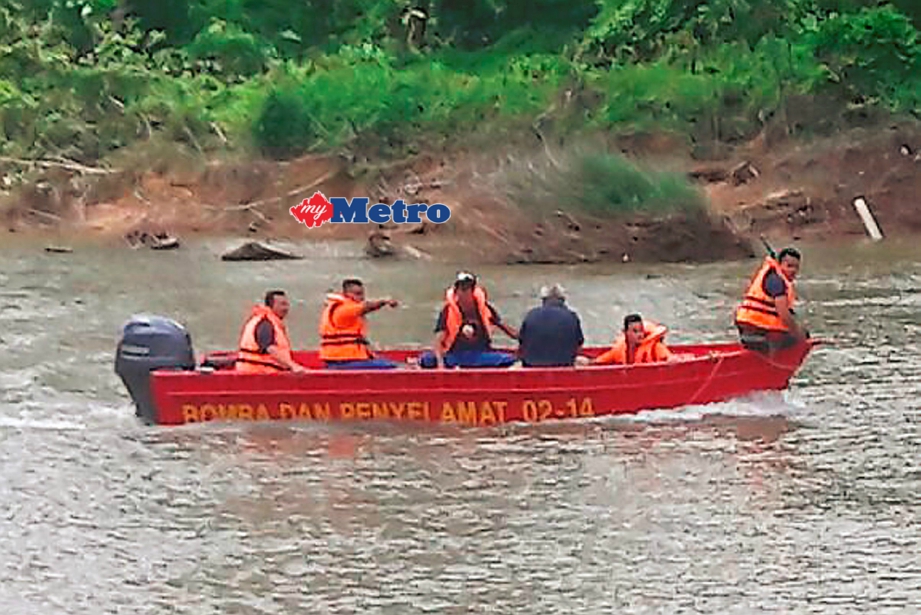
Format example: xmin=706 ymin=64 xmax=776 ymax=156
xmin=593 ymin=313 xmax=673 ymax=365
xmin=236 ymin=290 xmax=306 ymax=374
xmin=318 ymin=278 xmax=400 ymax=369
xmin=518 ymin=284 xmax=584 ymax=367
xmin=419 ymin=272 xmax=518 ymax=368
xmin=735 ymin=247 xmax=808 ymax=352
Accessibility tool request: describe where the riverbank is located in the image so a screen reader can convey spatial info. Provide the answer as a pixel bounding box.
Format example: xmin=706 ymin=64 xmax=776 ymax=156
xmin=3 ymin=1 xmax=921 ymax=265
xmin=3 ymin=121 xmax=921 ymax=264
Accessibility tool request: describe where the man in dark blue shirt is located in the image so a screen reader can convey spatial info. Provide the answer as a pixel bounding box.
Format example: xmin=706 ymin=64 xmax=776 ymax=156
xmin=518 ymin=284 xmax=584 ymax=367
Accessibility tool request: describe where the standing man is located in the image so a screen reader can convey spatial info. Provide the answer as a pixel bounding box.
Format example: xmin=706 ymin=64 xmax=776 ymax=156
xmin=236 ymin=290 xmax=306 ymax=374
xmin=735 ymin=247 xmax=808 ymax=351
xmin=420 ymin=272 xmax=518 ymax=368
xmin=517 ymin=284 xmax=584 ymax=367
xmin=319 ymin=278 xmax=400 ymax=369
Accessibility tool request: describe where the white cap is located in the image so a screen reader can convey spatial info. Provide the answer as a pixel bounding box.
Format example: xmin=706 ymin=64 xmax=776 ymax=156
xmin=455 ymin=271 xmax=477 ymax=286
xmin=540 ymin=283 xmax=566 ymax=299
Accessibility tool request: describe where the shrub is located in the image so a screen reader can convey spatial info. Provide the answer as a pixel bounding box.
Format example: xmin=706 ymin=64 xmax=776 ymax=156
xmin=802 ymin=6 xmax=921 ymax=110
xmin=186 ymin=19 xmax=274 ymax=79
xmin=499 ymin=145 xmax=704 ymax=217
xmin=253 ymin=84 xmax=316 ymax=158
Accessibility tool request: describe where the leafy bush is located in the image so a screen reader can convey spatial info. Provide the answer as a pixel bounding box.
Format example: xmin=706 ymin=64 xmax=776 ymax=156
xmin=247 ymin=46 xmax=569 ymax=157
xmin=186 ymin=19 xmax=273 ymax=78
xmin=802 ymin=6 xmax=921 ymax=109
xmin=580 ymin=0 xmax=803 ymax=64
xmin=253 ymin=84 xmax=316 ymax=158
xmin=2 ymin=0 xmax=921 ymax=163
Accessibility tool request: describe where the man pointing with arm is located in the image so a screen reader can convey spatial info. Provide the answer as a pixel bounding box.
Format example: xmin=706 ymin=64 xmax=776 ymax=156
xmin=319 ymin=278 xmax=400 ymax=369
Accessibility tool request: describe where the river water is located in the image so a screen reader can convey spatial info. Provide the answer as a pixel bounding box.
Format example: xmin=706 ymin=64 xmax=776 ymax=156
xmin=0 ymin=235 xmax=919 ymax=614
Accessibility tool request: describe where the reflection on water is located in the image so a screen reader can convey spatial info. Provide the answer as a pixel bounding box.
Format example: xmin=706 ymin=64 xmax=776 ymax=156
xmin=0 ymin=236 xmax=919 ymax=613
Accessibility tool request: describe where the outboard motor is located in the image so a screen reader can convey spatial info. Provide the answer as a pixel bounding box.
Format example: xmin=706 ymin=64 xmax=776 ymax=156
xmin=115 ymin=315 xmax=196 ymax=424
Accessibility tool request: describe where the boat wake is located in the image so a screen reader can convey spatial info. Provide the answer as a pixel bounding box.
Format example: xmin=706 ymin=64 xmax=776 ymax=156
xmin=0 ymin=415 xmax=87 ymax=431
xmin=617 ymin=390 xmax=804 ymax=424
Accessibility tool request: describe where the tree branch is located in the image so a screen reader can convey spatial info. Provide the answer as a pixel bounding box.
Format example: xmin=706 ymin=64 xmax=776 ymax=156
xmin=210 ymin=168 xmax=339 ymax=212
xmin=0 ymin=157 xmax=120 ymax=175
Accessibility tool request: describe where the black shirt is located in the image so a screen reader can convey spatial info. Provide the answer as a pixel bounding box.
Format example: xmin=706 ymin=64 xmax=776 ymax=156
xmin=518 ymin=300 xmax=584 ymax=367
xmin=254 ymin=318 xmax=275 ymax=353
xmin=435 ymin=302 xmax=502 ymax=353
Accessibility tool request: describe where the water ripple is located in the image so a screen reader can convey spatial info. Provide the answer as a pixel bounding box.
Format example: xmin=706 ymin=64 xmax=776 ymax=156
xmin=0 ymin=241 xmax=919 ymax=613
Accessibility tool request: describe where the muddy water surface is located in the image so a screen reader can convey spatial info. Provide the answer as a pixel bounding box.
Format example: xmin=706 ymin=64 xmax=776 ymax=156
xmin=1 ymin=236 xmax=919 ymax=614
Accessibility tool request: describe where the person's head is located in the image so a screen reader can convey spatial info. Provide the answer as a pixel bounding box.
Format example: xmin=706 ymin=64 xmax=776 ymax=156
xmin=540 ymin=283 xmax=566 ymax=305
xmin=777 ymin=247 xmax=801 ymax=280
xmin=264 ymin=290 xmax=290 ymax=318
xmin=623 ymin=313 xmax=645 ymax=346
xmin=453 ymin=271 xmax=477 ymax=301
xmin=342 ymin=278 xmax=365 ymax=302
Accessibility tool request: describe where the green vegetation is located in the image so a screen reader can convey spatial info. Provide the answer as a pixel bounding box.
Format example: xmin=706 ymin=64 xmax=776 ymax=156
xmin=1 ymin=0 xmax=921 ymax=166
xmin=500 ymin=146 xmax=704 ymax=216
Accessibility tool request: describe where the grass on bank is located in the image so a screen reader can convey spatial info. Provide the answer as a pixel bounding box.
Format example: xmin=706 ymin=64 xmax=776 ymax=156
xmin=498 ymin=144 xmax=704 ymax=218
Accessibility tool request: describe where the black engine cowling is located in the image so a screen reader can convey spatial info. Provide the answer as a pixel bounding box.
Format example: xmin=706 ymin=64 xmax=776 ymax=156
xmin=115 ymin=315 xmax=196 ymax=424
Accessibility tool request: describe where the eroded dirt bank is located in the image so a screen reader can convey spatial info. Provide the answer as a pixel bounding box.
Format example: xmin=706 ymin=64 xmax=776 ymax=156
xmin=3 ymin=123 xmax=920 ymax=264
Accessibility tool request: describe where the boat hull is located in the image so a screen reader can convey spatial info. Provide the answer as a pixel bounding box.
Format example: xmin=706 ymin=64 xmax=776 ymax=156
xmin=146 ymin=341 xmax=818 ymax=427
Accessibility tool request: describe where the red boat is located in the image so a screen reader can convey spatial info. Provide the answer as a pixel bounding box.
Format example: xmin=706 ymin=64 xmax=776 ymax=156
xmin=114 ymin=316 xmax=819 ymax=426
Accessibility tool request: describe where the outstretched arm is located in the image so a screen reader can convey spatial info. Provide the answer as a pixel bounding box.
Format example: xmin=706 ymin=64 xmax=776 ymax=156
xmin=489 ymin=304 xmax=518 ymax=340
xmin=361 ymin=298 xmax=399 ymax=314
xmin=497 ymin=321 xmax=518 ymax=341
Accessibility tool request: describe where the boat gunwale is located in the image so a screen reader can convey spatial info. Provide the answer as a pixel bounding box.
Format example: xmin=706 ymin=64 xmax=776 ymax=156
xmin=151 ymin=340 xmax=818 ymax=384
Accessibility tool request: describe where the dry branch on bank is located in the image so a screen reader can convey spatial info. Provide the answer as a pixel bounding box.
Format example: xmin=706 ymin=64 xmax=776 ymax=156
xmin=0 ymin=157 xmax=121 ymax=176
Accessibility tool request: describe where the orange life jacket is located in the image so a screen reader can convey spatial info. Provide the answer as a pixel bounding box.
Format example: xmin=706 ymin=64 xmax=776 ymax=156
xmin=318 ymin=293 xmax=372 ymax=362
xmin=440 ymin=286 xmax=494 ymax=353
xmin=597 ymin=320 xmax=671 ymax=365
xmin=735 ymin=256 xmax=796 ymax=332
xmin=236 ymin=304 xmax=293 ymax=373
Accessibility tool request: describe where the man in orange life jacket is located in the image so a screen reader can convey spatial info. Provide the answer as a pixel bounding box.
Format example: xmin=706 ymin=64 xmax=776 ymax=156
xmin=236 ymin=290 xmax=306 ymax=374
xmin=592 ymin=313 xmax=674 ymax=365
xmin=735 ymin=247 xmax=807 ymax=351
xmin=319 ymin=278 xmax=400 ymax=369
xmin=419 ymin=272 xmax=519 ymax=369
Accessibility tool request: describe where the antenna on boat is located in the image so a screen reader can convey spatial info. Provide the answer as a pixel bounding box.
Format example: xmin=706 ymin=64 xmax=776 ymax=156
xmin=759 ymin=234 xmax=777 ymax=259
